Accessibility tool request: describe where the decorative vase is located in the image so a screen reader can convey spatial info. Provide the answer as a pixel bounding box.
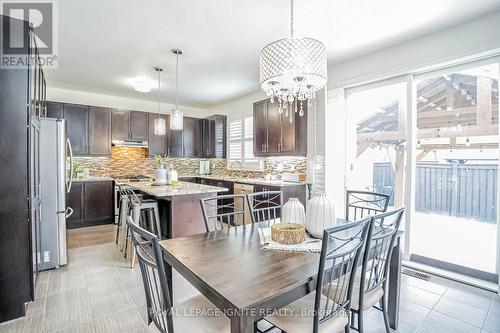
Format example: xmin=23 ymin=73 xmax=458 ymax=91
xmin=154 ymin=166 xmax=168 ymax=183
xmin=305 ymin=193 xmax=336 ymax=238
xmin=282 ymin=198 xmax=306 ymax=225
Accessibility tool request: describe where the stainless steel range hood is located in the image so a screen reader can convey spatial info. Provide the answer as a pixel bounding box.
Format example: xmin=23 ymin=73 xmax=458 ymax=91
xmin=112 ymin=140 xmax=149 ymax=148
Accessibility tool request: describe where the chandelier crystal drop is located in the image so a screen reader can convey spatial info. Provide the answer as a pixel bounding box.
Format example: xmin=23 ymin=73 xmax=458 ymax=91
xmin=170 ymin=49 xmax=184 ymax=131
xmin=259 ymin=0 xmax=327 ymax=120
xmin=153 ymin=67 xmax=166 ymax=135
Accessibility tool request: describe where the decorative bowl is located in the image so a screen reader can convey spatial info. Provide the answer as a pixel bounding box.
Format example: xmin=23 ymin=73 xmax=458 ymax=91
xmin=271 ymin=223 xmax=306 ymax=245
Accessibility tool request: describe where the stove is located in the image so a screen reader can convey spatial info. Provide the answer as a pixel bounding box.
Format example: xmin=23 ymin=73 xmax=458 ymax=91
xmin=120 ymin=174 xmax=151 ymax=182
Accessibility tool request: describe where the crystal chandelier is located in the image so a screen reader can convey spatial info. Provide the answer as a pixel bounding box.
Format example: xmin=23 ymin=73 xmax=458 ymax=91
xmin=259 ymin=0 xmax=327 ymax=121
xmin=170 ymin=49 xmax=183 ymax=131
xmin=153 ymin=67 xmax=166 ymax=135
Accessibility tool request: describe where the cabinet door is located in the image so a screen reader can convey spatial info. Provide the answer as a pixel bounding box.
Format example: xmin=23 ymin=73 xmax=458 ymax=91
xmin=148 ymin=113 xmax=168 ymax=156
xmin=130 ymin=111 xmax=149 ymax=141
xmin=183 ymin=117 xmax=202 ymax=157
xmin=294 ymin=103 xmax=307 ymax=156
xmin=280 ymin=111 xmax=295 ymax=154
xmin=202 ymin=118 xmax=215 ymax=157
xmin=266 ymin=101 xmax=280 ymax=155
xmin=46 ymin=101 xmax=64 ymax=119
xmin=112 ymin=109 xmax=130 ymax=140
xmin=214 ymin=115 xmax=227 ymax=158
xmin=253 ymin=101 xmax=267 ymax=156
xmin=169 ymin=120 xmax=184 ymax=157
xmin=84 ymin=181 xmax=114 ymax=222
xmin=64 ymin=104 xmax=89 ymax=155
xmin=88 ymin=106 xmax=111 ymax=155
xmin=67 ymin=182 xmax=84 ymax=226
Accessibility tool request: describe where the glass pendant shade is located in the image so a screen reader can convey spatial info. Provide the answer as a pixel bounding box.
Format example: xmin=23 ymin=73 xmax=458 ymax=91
xmin=259 ymin=0 xmax=327 ymax=117
xmin=153 ymin=116 xmax=166 ymax=135
xmin=170 ymin=109 xmax=183 ymax=131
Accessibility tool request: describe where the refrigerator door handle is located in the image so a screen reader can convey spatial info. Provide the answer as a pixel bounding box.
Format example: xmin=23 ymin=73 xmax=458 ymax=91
xmin=65 ymin=206 xmax=73 ymax=218
xmin=66 ymin=138 xmax=74 ymax=193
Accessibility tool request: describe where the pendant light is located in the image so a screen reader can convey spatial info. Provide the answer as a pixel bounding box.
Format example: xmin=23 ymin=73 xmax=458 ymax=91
xmin=153 ymin=67 xmax=166 ymax=135
xmin=170 ymin=48 xmax=183 ymax=131
xmin=259 ymin=0 xmax=327 ymax=121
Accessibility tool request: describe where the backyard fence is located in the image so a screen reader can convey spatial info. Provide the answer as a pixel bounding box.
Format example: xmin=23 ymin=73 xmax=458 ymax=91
xmin=373 ymin=162 xmax=498 ymax=223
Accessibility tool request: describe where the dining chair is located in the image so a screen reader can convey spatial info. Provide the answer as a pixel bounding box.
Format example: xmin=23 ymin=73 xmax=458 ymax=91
xmin=345 ymin=190 xmax=391 ymax=220
xmin=265 ymin=216 xmax=372 ymax=333
xmin=126 ymin=217 xmax=230 ymax=333
xmin=247 ymin=190 xmax=283 ymax=225
xmin=330 ymin=207 xmax=405 ymax=333
xmin=200 ymin=194 xmax=248 ymax=231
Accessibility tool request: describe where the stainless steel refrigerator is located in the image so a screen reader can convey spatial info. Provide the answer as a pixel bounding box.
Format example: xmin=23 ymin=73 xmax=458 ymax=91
xmin=39 ymin=118 xmax=74 ymax=270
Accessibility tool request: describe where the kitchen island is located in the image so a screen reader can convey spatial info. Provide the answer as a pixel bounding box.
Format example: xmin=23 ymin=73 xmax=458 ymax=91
xmin=123 ymin=181 xmax=228 ymax=239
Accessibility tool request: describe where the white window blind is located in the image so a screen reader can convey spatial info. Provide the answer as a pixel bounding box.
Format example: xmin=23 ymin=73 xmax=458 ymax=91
xmin=228 ymin=116 xmax=263 ymax=170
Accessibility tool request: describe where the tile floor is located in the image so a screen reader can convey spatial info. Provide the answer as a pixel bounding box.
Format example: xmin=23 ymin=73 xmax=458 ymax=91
xmin=0 ymin=233 xmax=499 ymax=333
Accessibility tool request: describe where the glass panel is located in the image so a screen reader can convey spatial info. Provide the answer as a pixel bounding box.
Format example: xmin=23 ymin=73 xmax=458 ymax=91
xmin=410 ymin=63 xmax=499 ymax=279
xmin=345 ymin=82 xmax=407 ymax=210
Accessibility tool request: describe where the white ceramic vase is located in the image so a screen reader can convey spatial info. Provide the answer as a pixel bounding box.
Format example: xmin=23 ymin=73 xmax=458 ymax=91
xmin=154 ymin=167 xmax=168 ymax=183
xmin=282 ymin=198 xmax=305 ymax=225
xmin=305 ymin=193 xmax=336 ymax=238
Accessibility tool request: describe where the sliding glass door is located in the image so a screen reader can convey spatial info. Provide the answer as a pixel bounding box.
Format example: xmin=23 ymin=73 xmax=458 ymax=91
xmin=410 ymin=62 xmax=499 ymax=282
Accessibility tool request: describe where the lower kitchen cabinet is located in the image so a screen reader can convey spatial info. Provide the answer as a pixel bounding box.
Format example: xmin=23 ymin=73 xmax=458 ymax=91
xmin=67 ymin=180 xmax=114 ymax=228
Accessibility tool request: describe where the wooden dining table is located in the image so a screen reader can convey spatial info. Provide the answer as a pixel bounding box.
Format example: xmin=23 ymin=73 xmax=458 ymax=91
xmin=159 ymin=219 xmax=403 ymax=333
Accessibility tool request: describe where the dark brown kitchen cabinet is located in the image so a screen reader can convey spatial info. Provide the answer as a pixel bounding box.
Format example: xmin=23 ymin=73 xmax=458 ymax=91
xmin=67 ymin=181 xmax=114 ymax=228
xmin=130 ymin=111 xmax=148 ymax=141
xmin=46 ymin=101 xmax=64 ymax=119
xmin=112 ymin=109 xmax=131 ymax=141
xmin=183 ymin=117 xmax=202 ymax=157
xmin=169 ymin=127 xmax=184 ymax=157
xmin=253 ymin=99 xmax=307 ymax=157
xmin=67 ymin=182 xmax=84 ymax=225
xmin=88 ymin=106 xmax=112 ymax=155
xmin=84 ymin=181 xmax=114 ymax=222
xmin=64 ymin=104 xmax=89 ymax=155
xmin=148 ymin=113 xmax=169 ymax=156
xmin=202 ymin=115 xmax=227 ymax=158
xmin=112 ymin=109 xmax=148 ymax=141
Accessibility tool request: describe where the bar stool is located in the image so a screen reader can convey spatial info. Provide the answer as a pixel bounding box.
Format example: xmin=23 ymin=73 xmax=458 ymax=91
xmin=122 ymin=188 xmax=162 ymax=268
xmin=115 ymin=185 xmax=131 ymax=248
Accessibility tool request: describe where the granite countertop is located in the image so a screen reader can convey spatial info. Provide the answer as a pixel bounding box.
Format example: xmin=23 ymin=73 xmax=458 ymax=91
xmin=181 ymin=175 xmax=308 ymax=187
xmin=73 ymin=176 xmax=115 ymax=182
xmin=123 ymin=180 xmax=229 ymax=197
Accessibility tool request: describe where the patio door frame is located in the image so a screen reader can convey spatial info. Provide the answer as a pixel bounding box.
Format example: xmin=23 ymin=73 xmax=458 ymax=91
xmin=342 ymin=55 xmax=500 ymax=293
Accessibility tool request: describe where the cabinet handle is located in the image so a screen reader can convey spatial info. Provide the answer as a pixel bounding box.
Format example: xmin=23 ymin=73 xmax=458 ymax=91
xmin=277 ymin=143 xmax=281 ymax=152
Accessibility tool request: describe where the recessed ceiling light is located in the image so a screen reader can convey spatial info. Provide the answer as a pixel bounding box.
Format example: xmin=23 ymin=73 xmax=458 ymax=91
xmin=133 ymin=79 xmax=153 ymax=93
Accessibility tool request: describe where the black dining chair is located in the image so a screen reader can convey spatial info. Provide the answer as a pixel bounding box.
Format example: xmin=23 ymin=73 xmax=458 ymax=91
xmin=345 ymin=190 xmax=391 ymax=221
xmin=332 ymin=207 xmax=404 ymax=333
xmin=247 ymin=190 xmax=283 ymax=225
xmin=200 ymin=194 xmax=248 ymax=231
xmin=265 ymin=216 xmax=372 ymax=333
xmin=126 ymin=216 xmax=230 ymax=332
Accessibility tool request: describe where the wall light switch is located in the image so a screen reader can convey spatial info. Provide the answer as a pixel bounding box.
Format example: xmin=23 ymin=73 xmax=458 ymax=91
xmin=44 ymin=251 xmax=50 ymax=263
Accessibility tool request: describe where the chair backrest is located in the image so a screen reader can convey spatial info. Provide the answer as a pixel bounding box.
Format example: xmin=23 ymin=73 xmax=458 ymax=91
xmin=314 ymin=216 xmax=372 ymax=333
xmin=127 ymin=217 xmax=173 ymax=333
xmin=200 ymin=194 xmax=247 ymax=232
xmin=358 ymin=208 xmax=404 ymax=302
xmin=345 ymin=190 xmax=391 ymax=220
xmin=119 ymin=185 xmax=142 ymax=206
xmin=247 ymin=190 xmax=283 ymax=225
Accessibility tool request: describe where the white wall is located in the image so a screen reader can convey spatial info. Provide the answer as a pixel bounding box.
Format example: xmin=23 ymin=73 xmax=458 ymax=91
xmin=207 ymin=90 xmax=268 ymax=120
xmin=327 ymin=10 xmax=500 ymax=88
xmin=47 ymin=87 xmax=209 ymax=118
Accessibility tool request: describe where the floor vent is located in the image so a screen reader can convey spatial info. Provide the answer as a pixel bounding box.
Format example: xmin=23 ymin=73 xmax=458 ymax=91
xmin=402 ymin=268 xmax=431 ymax=281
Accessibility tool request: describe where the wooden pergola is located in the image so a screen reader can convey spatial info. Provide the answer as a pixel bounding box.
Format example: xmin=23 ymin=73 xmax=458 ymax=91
xmin=356 ymin=73 xmax=499 ymax=206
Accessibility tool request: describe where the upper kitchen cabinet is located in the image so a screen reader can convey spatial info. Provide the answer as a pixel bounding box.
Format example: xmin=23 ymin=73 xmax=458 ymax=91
xmin=148 ymin=113 xmax=169 ymax=156
xmin=88 ymin=106 xmax=112 ymax=155
xmin=130 ymin=111 xmax=148 ymax=141
xmin=253 ymin=99 xmax=307 ymax=157
xmin=46 ymin=101 xmax=64 ymax=119
xmin=112 ymin=109 xmax=148 ymax=141
xmin=202 ymin=115 xmax=227 ymax=158
xmin=183 ymin=117 xmax=202 ymax=157
xmin=64 ymin=104 xmax=89 ymax=155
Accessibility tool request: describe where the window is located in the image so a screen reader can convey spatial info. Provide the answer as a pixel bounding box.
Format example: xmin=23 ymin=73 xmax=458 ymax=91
xmin=228 ymin=116 xmax=263 ymax=170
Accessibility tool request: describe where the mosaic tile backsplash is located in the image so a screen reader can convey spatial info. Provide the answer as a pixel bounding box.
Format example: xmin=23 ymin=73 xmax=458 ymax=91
xmin=73 ymin=147 xmax=307 ymax=179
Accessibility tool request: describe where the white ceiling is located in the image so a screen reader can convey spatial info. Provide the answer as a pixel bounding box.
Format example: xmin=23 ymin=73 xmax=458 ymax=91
xmin=46 ymin=0 xmax=500 ymax=108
